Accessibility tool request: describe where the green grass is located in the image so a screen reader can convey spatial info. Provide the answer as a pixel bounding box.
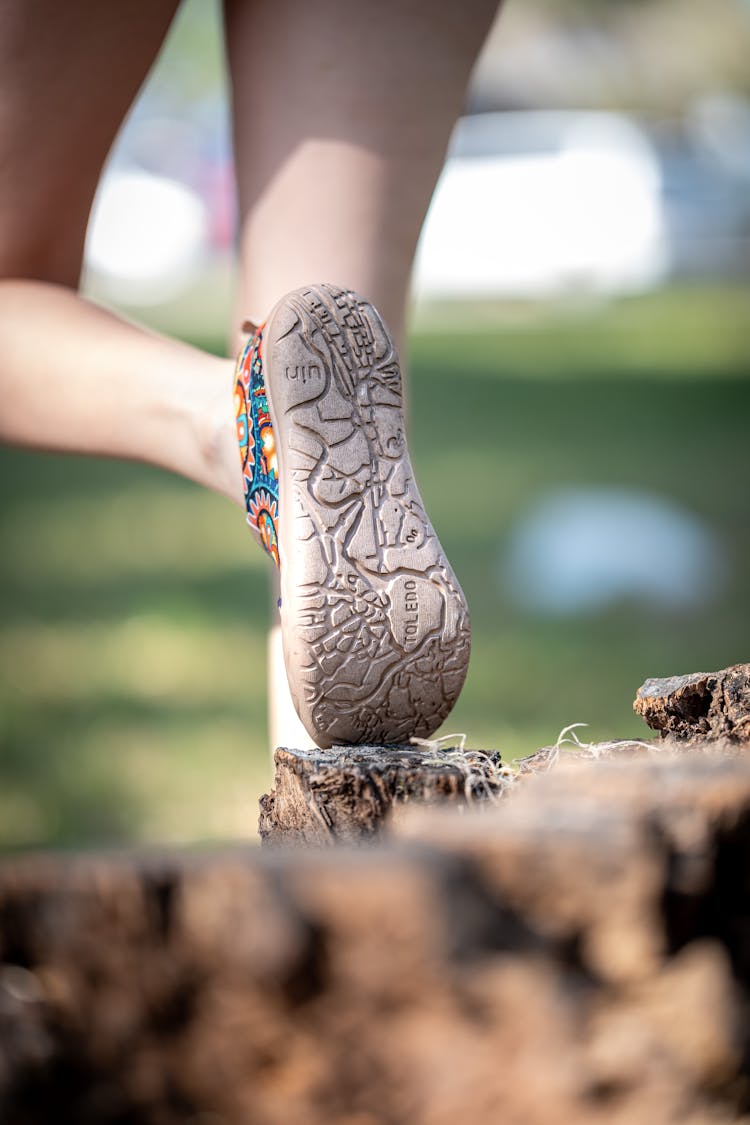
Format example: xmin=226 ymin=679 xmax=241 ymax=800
xmin=1 ymin=286 xmax=749 ymax=848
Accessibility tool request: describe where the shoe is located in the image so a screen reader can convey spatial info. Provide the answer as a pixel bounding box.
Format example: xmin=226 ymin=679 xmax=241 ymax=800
xmin=234 ymin=283 xmax=470 ymax=749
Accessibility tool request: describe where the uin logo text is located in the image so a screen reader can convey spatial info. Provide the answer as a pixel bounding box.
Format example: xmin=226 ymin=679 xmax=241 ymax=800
xmin=285 ymin=364 xmax=321 ymax=384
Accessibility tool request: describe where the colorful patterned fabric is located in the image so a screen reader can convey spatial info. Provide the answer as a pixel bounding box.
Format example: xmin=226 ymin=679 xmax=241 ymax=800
xmin=234 ymin=325 xmax=280 ymax=567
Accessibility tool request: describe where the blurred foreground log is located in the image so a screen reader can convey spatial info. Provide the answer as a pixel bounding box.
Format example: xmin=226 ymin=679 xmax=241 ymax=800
xmin=2 ymin=748 xmax=750 ymax=1125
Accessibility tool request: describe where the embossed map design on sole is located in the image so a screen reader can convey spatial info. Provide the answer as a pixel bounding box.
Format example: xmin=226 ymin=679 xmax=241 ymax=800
xmin=264 ymin=283 xmax=471 ymax=749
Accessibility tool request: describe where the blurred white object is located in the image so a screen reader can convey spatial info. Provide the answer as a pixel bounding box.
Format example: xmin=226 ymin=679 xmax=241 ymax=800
xmin=413 ymin=111 xmax=668 ymax=300
xmin=501 ymin=486 xmax=727 ymax=615
xmin=85 ymin=170 xmax=209 ymax=305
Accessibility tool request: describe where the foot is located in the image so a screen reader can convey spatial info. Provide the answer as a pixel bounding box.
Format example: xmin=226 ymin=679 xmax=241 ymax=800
xmin=234 ymin=283 xmax=471 ymax=749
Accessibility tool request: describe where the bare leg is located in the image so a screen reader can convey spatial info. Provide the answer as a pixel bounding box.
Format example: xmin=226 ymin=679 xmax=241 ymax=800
xmin=226 ymin=0 xmax=498 ymax=353
xmin=225 ymin=0 xmax=499 ymax=746
xmin=0 ymin=282 xmax=240 ymax=505
xmin=0 ymin=0 xmax=178 ymax=286
xmin=0 ymin=1 xmax=241 ymax=506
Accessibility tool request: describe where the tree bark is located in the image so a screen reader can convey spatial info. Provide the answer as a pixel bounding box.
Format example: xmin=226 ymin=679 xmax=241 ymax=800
xmin=634 ymin=663 xmax=750 ymax=744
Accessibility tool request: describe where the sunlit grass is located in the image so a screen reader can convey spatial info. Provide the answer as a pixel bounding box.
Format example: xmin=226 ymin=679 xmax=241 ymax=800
xmin=1 ymin=487 xmax=264 ymax=587
xmin=1 ymin=285 xmax=748 ymax=847
xmin=413 ymin=285 xmax=750 ymax=379
xmin=0 ymin=617 xmax=270 ymax=848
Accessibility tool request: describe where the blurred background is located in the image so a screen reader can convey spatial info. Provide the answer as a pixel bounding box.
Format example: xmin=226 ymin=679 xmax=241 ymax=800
xmin=1 ymin=0 xmax=748 ymax=849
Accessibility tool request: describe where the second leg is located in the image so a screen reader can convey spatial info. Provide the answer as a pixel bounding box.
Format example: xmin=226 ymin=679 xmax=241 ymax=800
xmin=225 ymin=0 xmax=499 ymax=747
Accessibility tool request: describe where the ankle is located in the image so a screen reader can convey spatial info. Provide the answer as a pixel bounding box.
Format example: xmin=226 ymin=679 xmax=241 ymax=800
xmin=197 ymin=357 xmax=245 ymax=508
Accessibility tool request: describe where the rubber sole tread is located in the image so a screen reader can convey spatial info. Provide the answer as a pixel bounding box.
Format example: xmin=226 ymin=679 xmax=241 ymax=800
xmin=264 ymin=283 xmax=470 ymax=748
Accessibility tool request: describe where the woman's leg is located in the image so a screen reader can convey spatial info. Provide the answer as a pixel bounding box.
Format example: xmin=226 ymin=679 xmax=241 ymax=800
xmin=225 ymin=0 xmax=499 ymax=747
xmin=0 ymin=0 xmax=241 ymax=507
xmin=0 ymin=282 xmax=240 ymax=505
xmin=225 ymin=0 xmax=499 ymax=353
xmin=0 ymin=0 xmax=178 ymax=287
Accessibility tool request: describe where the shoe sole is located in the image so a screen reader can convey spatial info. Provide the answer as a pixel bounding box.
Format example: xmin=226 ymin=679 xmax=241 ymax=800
xmin=263 ymin=283 xmax=470 ymax=749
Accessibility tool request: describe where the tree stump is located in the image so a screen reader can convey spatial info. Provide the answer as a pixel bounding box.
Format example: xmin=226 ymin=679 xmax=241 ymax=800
xmin=260 ymin=663 xmax=750 ymax=846
xmin=258 ymin=744 xmax=509 ymax=845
